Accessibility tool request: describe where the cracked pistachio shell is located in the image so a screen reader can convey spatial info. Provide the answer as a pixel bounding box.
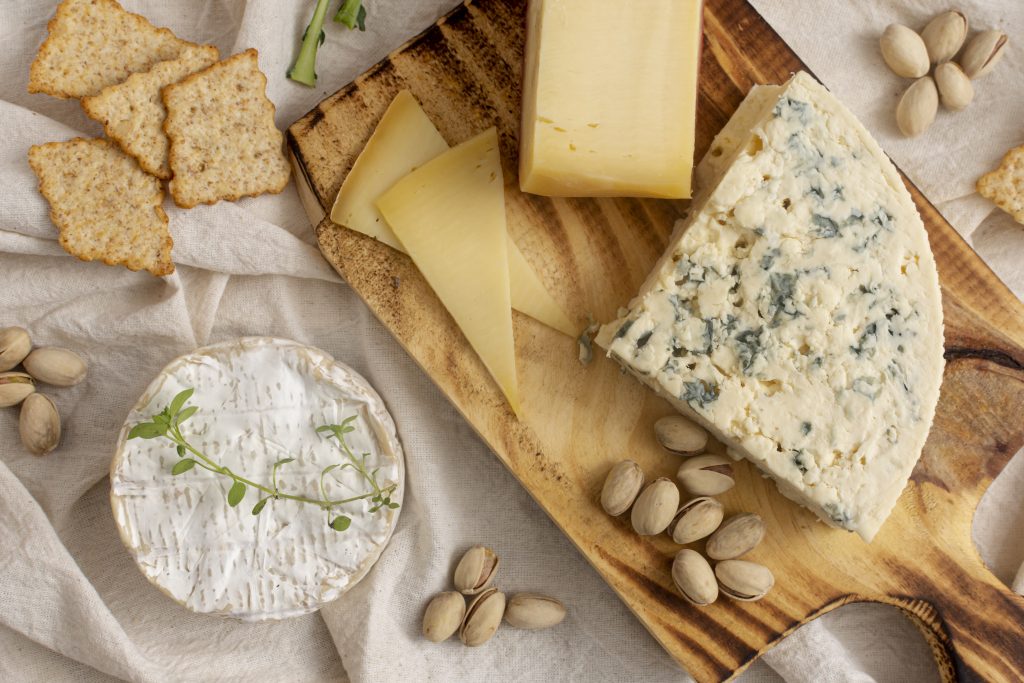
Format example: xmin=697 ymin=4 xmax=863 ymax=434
xmin=934 ymin=62 xmax=973 ymax=111
xmin=422 ymin=591 xmax=466 ymax=642
xmin=630 ymin=477 xmax=680 ymax=536
xmin=668 ymin=496 xmax=725 ymax=545
xmin=960 ymin=30 xmax=1007 ymax=79
xmin=20 ymin=393 xmax=60 ymax=456
xmin=920 ymin=10 xmax=968 ymax=64
xmin=0 ymin=327 xmax=31 ymax=372
xmin=459 ymin=588 xmax=505 ymax=646
xmin=716 ymin=560 xmax=775 ymax=602
xmin=600 ymin=460 xmax=644 ymax=516
xmin=654 ymin=415 xmax=708 ymax=454
xmin=676 ymin=454 xmax=735 ymax=496
xmin=896 ymin=76 xmax=938 ymax=137
xmin=672 ymin=549 xmax=718 ymax=606
xmin=879 ymin=24 xmax=930 ymax=78
xmin=453 ymin=545 xmax=499 ymax=594
xmin=0 ymin=372 xmax=36 ymax=408
xmin=504 ymin=593 xmax=566 ymax=630
xmin=22 ymin=347 xmax=87 ymax=387
xmin=706 ymin=513 xmax=766 ymax=560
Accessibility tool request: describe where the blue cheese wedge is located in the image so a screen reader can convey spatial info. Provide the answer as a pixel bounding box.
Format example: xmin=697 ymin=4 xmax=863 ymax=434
xmin=597 ymin=72 xmax=944 ymax=542
xmin=110 ymin=338 xmax=404 ymax=620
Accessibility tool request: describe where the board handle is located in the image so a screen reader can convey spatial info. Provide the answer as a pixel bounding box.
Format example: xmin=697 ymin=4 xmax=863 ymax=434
xmin=877 ymin=577 xmax=1024 ymax=682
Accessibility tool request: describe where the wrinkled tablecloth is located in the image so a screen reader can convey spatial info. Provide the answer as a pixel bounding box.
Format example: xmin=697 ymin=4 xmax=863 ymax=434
xmin=1 ymin=1 xmax=1021 ymax=681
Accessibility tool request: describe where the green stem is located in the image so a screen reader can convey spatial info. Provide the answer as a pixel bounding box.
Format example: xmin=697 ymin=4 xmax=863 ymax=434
xmin=288 ymin=0 xmax=331 ymax=86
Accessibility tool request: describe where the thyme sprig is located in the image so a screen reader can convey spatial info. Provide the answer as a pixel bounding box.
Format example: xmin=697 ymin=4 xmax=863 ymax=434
xmin=128 ymin=388 xmax=399 ymax=532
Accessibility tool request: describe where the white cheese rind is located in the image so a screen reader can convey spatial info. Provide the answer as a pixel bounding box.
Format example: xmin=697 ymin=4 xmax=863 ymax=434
xmin=598 ymin=72 xmax=944 ymax=542
xmin=110 ymin=338 xmax=404 ymax=620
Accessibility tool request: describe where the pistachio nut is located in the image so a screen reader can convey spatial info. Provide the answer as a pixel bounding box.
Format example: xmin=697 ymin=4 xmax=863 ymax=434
xmin=19 ymin=393 xmax=61 ymax=456
xmin=504 ymin=593 xmax=566 ymax=630
xmin=896 ymin=76 xmax=938 ymax=137
xmin=671 ymin=549 xmax=718 ymax=606
xmin=715 ymin=560 xmax=775 ymax=602
xmin=22 ymin=347 xmax=87 ymax=387
xmin=920 ymin=10 xmax=968 ymax=64
xmin=453 ymin=545 xmax=499 ymax=594
xmin=668 ymin=496 xmax=724 ymax=545
xmin=879 ymin=24 xmax=929 ymax=78
xmin=0 ymin=372 xmax=35 ymax=408
xmin=959 ymin=30 xmax=1007 ymax=79
xmin=422 ymin=591 xmax=466 ymax=642
xmin=676 ymin=454 xmax=735 ymax=496
xmin=459 ymin=587 xmax=505 ymax=646
xmin=630 ymin=477 xmax=680 ymax=536
xmin=0 ymin=327 xmax=31 ymax=372
xmin=934 ymin=62 xmax=973 ymax=111
xmin=706 ymin=513 xmax=766 ymax=560
xmin=654 ymin=415 xmax=708 ymax=454
xmin=600 ymin=460 xmax=644 ymax=516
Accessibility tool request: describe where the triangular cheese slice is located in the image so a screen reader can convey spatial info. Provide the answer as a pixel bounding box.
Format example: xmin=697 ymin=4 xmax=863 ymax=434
xmin=377 ymin=128 xmax=521 ymax=415
xmin=331 ymin=90 xmax=575 ymax=336
xmin=598 ymin=72 xmax=945 ymax=542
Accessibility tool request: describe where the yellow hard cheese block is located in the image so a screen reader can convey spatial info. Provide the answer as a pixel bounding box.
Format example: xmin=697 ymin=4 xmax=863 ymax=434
xmin=376 ymin=128 xmax=521 ymax=415
xmin=331 ymin=90 xmax=575 ymax=336
xmin=519 ymin=0 xmax=702 ymax=198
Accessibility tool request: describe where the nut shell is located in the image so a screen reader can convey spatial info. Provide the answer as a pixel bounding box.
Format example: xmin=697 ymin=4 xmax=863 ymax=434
xmin=600 ymin=460 xmax=644 ymax=516
xmin=716 ymin=560 xmax=775 ymax=602
xmin=504 ymin=593 xmax=566 ymax=629
xmin=654 ymin=415 xmax=708 ymax=454
xmin=879 ymin=24 xmax=930 ymax=78
xmin=19 ymin=393 xmax=61 ymax=456
xmin=453 ymin=545 xmax=500 ymax=595
xmin=706 ymin=513 xmax=766 ymax=560
xmin=676 ymin=454 xmax=735 ymax=496
xmin=459 ymin=587 xmax=505 ymax=646
xmin=630 ymin=477 xmax=680 ymax=536
xmin=422 ymin=591 xmax=466 ymax=642
xmin=896 ymin=76 xmax=938 ymax=137
xmin=934 ymin=62 xmax=973 ymax=111
xmin=960 ymin=30 xmax=1007 ymax=79
xmin=672 ymin=549 xmax=718 ymax=606
xmin=668 ymin=496 xmax=724 ymax=545
xmin=22 ymin=347 xmax=87 ymax=387
xmin=920 ymin=11 xmax=968 ymax=64
xmin=0 ymin=327 xmax=31 ymax=372
xmin=0 ymin=372 xmax=36 ymax=408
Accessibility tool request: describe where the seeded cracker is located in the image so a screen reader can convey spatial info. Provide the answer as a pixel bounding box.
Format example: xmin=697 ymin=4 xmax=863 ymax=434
xmin=163 ymin=49 xmax=291 ymax=208
xmin=82 ymin=45 xmax=220 ymax=179
xmin=28 ymin=138 xmax=174 ymax=276
xmin=28 ymin=0 xmax=191 ymax=99
xmin=977 ymin=144 xmax=1024 ymax=226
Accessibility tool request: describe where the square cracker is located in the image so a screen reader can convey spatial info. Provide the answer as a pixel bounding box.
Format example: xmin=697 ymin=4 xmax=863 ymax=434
xmin=163 ymin=49 xmax=291 ymax=208
xmin=82 ymin=44 xmax=220 ymax=179
xmin=28 ymin=138 xmax=174 ymax=276
xmin=29 ymin=0 xmax=191 ymax=99
xmin=978 ymin=145 xmax=1024 ymax=226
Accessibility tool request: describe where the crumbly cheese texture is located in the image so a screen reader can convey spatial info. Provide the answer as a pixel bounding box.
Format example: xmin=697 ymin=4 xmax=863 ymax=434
xmin=598 ymin=72 xmax=944 ymax=542
xmin=110 ymin=338 xmax=404 ymax=620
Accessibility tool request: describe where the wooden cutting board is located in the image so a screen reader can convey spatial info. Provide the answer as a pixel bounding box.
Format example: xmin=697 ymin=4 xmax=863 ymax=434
xmin=287 ymin=0 xmax=1024 ymax=679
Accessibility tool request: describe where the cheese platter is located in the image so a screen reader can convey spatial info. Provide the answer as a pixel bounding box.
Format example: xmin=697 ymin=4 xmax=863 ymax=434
xmin=287 ymin=0 xmax=1024 ymax=679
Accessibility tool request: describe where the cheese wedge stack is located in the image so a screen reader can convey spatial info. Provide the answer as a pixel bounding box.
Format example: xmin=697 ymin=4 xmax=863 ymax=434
xmin=598 ymin=72 xmax=945 ymax=542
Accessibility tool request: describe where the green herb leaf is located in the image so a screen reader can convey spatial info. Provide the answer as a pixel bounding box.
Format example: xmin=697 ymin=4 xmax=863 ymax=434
xmin=274 ymin=457 xmax=296 ymax=467
xmin=172 ymin=459 xmax=197 ymax=475
xmin=129 ymin=422 xmax=164 ymax=439
xmin=329 ymin=515 xmax=351 ymax=531
xmin=176 ymin=406 xmax=198 ymax=425
xmin=387 ymin=502 xmax=399 ymax=509
xmin=321 ymin=463 xmax=339 ymax=475
xmin=176 ymin=445 xmax=186 ymax=457
xmin=169 ymin=388 xmax=194 ymax=416
xmin=228 ymin=481 xmax=246 ymax=507
xmin=252 ymin=498 xmax=269 ymax=515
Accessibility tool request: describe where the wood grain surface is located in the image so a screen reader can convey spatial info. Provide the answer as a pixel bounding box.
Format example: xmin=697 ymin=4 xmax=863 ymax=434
xmin=287 ymin=0 xmax=1024 ymax=679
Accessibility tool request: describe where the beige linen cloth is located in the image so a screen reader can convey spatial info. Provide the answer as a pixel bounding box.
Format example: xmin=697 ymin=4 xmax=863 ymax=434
xmin=1 ymin=1 xmax=1021 ymax=681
